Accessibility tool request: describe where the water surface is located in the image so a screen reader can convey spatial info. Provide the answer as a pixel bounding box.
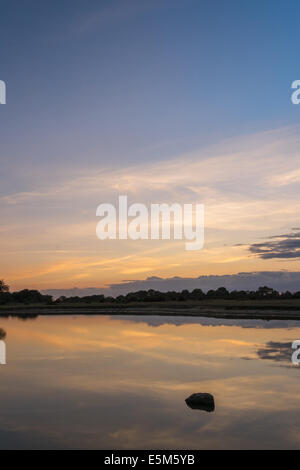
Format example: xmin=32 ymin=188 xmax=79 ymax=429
xmin=1 ymin=314 xmax=300 ymax=449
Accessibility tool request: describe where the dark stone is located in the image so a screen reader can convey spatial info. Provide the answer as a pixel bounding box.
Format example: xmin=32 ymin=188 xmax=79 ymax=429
xmin=185 ymin=393 xmax=215 ymax=412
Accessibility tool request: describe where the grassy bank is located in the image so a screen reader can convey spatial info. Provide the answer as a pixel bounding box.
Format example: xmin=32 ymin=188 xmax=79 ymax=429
xmin=1 ymin=298 xmax=300 ymax=309
xmin=0 ymin=299 xmax=300 ymax=320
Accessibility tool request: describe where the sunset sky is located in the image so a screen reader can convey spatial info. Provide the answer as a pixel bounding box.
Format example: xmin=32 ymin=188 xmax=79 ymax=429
xmin=1 ymin=0 xmax=300 ymax=292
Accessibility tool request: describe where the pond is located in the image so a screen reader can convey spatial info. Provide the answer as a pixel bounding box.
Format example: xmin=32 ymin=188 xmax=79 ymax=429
xmin=0 ymin=314 xmax=299 ymax=449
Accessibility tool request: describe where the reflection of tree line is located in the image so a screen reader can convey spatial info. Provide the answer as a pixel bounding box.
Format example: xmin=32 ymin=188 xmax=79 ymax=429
xmin=0 ymin=313 xmax=38 ymax=320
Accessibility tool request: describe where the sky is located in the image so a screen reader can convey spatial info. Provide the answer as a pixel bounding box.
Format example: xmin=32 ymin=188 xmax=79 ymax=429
xmin=1 ymin=0 xmax=300 ymax=293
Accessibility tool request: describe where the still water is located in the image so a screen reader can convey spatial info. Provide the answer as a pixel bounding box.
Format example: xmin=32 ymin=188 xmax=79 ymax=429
xmin=1 ymin=314 xmax=300 ymax=449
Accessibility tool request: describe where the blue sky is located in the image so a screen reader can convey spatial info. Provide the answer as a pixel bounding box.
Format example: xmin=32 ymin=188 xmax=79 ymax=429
xmin=1 ymin=0 xmax=299 ymax=174
xmin=1 ymin=0 xmax=300 ymax=290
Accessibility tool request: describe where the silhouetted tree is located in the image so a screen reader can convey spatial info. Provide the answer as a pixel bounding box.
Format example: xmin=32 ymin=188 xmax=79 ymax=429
xmin=0 ymin=280 xmax=9 ymax=293
xmin=256 ymin=286 xmax=279 ymax=299
xmin=12 ymin=289 xmax=52 ymax=304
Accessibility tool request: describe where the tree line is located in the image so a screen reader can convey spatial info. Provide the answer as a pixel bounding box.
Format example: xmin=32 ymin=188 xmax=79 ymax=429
xmin=1 ymin=279 xmax=300 ymax=305
xmin=0 ymin=280 xmax=52 ymax=305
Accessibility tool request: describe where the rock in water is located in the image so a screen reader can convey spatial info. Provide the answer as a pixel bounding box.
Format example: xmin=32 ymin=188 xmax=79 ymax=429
xmin=185 ymin=393 xmax=215 ymax=412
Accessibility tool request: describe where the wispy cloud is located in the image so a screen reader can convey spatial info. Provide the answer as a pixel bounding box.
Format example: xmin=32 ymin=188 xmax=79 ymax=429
xmin=63 ymin=0 xmax=163 ymax=38
xmin=2 ymin=126 xmax=300 ymax=288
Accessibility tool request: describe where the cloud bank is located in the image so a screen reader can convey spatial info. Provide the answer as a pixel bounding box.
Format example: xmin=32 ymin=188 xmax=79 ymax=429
xmin=42 ymin=270 xmax=300 ymax=298
xmin=249 ymin=230 xmax=300 ymax=259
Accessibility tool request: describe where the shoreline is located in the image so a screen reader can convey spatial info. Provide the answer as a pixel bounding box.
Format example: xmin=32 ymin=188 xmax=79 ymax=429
xmin=1 ymin=303 xmax=300 ymax=320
